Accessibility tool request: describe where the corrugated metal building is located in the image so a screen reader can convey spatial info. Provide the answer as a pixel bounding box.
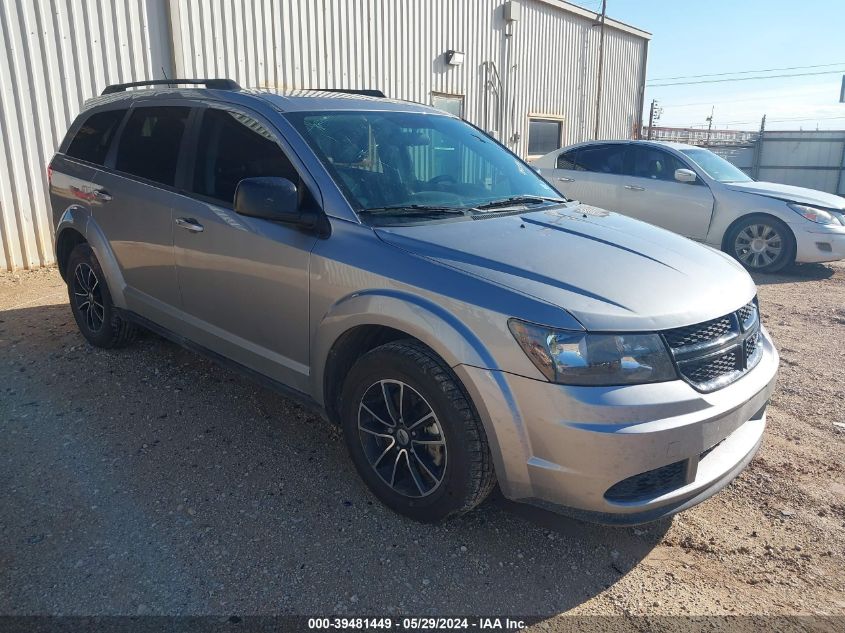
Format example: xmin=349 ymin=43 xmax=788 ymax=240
xmin=0 ymin=0 xmax=649 ymax=271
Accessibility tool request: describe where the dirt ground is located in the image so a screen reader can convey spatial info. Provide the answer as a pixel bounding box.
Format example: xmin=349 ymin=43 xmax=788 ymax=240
xmin=1 ymin=262 xmax=843 ymax=627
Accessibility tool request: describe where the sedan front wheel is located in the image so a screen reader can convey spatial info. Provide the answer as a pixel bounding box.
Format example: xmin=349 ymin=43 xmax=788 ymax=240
xmin=727 ymin=215 xmax=795 ymax=273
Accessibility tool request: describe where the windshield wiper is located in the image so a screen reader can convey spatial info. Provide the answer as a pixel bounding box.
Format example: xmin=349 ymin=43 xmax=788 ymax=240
xmin=359 ymin=204 xmax=468 ymax=216
xmin=473 ymin=195 xmax=566 ymax=210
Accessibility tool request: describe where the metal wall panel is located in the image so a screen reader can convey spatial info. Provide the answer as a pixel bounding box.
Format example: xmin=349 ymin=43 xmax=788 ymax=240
xmin=0 ymin=0 xmax=171 ymax=271
xmin=1 ymin=0 xmax=647 ymax=271
xmin=715 ymin=131 xmax=845 ymax=195
xmin=168 ymin=0 xmax=647 ymax=157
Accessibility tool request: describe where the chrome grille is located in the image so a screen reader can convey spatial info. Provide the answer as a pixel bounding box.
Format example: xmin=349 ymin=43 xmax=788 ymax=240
xmin=663 ymin=315 xmax=734 ymax=350
xmin=662 ymin=299 xmax=761 ymax=392
xmin=683 ymin=350 xmax=741 ymax=386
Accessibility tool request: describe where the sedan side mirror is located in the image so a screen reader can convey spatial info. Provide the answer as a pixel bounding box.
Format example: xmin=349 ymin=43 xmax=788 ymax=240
xmin=674 ymin=168 xmax=697 ymax=183
xmin=234 ymin=177 xmax=326 ymax=234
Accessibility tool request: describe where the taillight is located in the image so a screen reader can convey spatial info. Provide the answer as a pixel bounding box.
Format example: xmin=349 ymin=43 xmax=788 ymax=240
xmin=47 ymin=165 xmax=53 ymax=185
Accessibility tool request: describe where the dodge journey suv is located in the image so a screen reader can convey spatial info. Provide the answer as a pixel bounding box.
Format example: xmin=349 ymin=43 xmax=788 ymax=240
xmin=50 ymin=79 xmax=778 ymax=524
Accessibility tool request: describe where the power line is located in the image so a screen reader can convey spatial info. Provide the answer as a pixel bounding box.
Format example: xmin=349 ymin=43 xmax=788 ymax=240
xmin=672 ymin=115 xmax=845 ymax=127
xmin=659 ymin=94 xmax=819 ymax=108
xmin=649 ymin=62 xmax=845 ymax=82
xmin=648 ymin=69 xmax=845 ymax=87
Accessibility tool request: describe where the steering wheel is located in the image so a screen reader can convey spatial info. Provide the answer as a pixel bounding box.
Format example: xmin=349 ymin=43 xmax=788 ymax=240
xmin=428 ymin=174 xmax=457 ymax=186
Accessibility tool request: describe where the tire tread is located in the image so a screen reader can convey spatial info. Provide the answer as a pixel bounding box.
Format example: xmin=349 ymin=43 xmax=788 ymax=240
xmin=365 ymin=339 xmax=497 ymax=518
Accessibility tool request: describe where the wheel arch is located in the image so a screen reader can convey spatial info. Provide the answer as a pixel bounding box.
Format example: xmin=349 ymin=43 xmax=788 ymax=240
xmin=55 ymin=227 xmax=87 ymax=281
xmin=313 ymin=289 xmax=498 ymax=425
xmin=720 ymin=211 xmax=797 ymax=255
xmin=55 ymin=208 xmax=128 ymax=308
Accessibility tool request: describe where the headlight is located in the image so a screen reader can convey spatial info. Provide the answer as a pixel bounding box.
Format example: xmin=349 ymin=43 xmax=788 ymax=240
xmin=787 ymin=202 xmax=843 ymax=225
xmin=508 ymin=319 xmax=677 ymax=386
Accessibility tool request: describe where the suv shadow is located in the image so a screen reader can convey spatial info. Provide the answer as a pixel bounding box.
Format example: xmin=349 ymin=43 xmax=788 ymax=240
xmin=0 ymin=300 xmax=667 ymax=617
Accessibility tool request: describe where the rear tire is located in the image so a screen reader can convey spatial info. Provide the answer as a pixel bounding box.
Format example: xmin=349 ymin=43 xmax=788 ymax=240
xmin=340 ymin=340 xmax=496 ymax=522
xmin=66 ymin=244 xmax=137 ymax=348
xmin=725 ymin=214 xmax=795 ymax=273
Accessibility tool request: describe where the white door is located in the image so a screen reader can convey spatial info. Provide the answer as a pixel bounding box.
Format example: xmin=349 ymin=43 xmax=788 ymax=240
xmin=618 ymin=146 xmax=714 ymax=240
xmin=541 ymin=144 xmax=626 ymax=211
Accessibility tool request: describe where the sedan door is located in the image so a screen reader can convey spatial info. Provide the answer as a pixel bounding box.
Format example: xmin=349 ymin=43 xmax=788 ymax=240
xmin=618 ymin=146 xmax=714 ymax=240
xmin=540 ymin=144 xmax=626 ymax=211
xmin=172 ymin=106 xmax=318 ymax=393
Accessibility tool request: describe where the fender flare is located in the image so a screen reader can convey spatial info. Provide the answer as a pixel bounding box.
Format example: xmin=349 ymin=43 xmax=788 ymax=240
xmin=311 ymin=289 xmax=500 ymax=405
xmin=311 ymin=289 xmax=528 ymax=489
xmin=55 ymin=206 xmax=129 ymax=308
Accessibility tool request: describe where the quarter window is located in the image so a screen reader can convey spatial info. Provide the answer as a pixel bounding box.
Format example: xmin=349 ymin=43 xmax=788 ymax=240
xmin=630 ymin=147 xmax=686 ymax=181
xmin=115 ymin=107 xmax=189 ymax=186
xmin=65 ymin=109 xmax=126 ymax=165
xmin=192 ymin=108 xmax=299 ymax=205
xmin=556 ymin=149 xmax=579 ymax=170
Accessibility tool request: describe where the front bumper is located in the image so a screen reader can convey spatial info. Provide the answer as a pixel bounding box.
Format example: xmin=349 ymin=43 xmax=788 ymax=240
xmin=455 ymin=327 xmax=779 ymax=525
xmin=792 ymin=225 xmax=845 ymax=264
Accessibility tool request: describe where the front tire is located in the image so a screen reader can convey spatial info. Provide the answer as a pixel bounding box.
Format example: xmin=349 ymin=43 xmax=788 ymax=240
xmin=340 ymin=340 xmax=496 ymax=522
xmin=726 ymin=215 xmax=795 ymax=273
xmin=66 ymin=244 xmax=137 ymax=348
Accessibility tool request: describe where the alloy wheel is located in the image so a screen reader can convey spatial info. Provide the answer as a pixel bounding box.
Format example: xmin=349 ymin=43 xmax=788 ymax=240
xmin=734 ymin=223 xmax=783 ymax=269
xmin=357 ymin=379 xmax=447 ymax=498
xmin=72 ymin=262 xmax=105 ymax=332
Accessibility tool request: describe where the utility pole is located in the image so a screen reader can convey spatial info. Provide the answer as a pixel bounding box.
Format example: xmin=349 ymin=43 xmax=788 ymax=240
xmin=647 ymin=99 xmax=657 ymax=139
xmin=752 ymin=114 xmax=766 ymax=179
xmin=593 ymin=0 xmax=607 ymax=139
xmin=705 ymin=106 xmax=714 ymax=144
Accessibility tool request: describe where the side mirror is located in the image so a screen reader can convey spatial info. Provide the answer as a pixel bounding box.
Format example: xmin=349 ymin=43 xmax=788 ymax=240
xmin=234 ymin=177 xmax=321 ymax=230
xmin=674 ymin=168 xmax=697 ymax=183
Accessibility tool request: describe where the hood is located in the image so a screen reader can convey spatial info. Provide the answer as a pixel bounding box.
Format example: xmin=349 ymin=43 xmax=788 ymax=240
xmin=375 ymin=204 xmax=757 ymax=331
xmin=726 ymin=180 xmax=845 ymax=210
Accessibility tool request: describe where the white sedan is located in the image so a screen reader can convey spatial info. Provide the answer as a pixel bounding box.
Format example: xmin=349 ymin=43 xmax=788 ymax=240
xmin=532 ymin=140 xmax=845 ymax=272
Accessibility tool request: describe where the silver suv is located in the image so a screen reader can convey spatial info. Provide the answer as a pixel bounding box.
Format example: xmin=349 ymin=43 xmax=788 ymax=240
xmin=50 ymin=79 xmax=778 ymax=524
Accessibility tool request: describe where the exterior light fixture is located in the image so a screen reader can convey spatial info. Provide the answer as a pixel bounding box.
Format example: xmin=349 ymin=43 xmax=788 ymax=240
xmin=445 ymin=50 xmax=465 ymax=66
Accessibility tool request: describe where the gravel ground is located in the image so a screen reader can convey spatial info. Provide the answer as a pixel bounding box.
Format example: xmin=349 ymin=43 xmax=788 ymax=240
xmin=1 ymin=262 xmax=843 ymax=626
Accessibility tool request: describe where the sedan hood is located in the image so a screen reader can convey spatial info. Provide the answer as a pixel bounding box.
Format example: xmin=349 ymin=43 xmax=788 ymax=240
xmin=375 ymin=204 xmax=757 ymax=331
xmin=726 ymin=181 xmax=845 ymax=210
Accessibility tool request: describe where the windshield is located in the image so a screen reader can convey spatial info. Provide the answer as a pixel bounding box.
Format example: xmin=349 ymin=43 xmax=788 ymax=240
xmin=285 ymin=110 xmax=562 ymax=223
xmin=680 ymin=148 xmax=753 ymax=183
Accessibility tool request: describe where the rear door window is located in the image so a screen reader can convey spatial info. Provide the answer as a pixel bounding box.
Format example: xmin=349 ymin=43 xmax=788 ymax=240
xmin=115 ymin=107 xmax=190 ymax=186
xmin=65 ymin=109 xmax=126 ymax=165
xmin=573 ymin=145 xmax=625 ymax=174
xmin=191 ymin=108 xmax=299 ymax=205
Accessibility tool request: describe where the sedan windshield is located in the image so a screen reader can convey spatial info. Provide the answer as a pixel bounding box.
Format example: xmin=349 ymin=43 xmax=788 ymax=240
xmin=680 ymin=148 xmax=752 ymax=183
xmin=285 ymin=110 xmax=563 ymax=223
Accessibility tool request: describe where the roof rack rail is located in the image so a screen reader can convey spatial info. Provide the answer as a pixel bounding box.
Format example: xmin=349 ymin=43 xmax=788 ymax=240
xmin=101 ymin=78 xmax=241 ymax=95
xmin=316 ymin=88 xmax=386 ymax=98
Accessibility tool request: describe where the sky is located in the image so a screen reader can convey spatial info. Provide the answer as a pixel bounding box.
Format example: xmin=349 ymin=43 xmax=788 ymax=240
xmin=571 ymin=0 xmax=845 ymax=131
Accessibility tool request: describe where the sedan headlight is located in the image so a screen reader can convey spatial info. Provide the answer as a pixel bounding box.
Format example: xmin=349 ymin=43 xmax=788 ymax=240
xmin=508 ymin=319 xmax=677 ymax=386
xmin=787 ymin=202 xmax=844 ymax=225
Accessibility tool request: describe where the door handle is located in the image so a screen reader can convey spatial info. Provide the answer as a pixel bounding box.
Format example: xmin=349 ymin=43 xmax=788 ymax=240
xmin=557 ymin=177 xmax=575 ymax=182
xmin=624 ymin=185 xmax=645 ymax=191
xmin=92 ymin=190 xmax=112 ymax=202
xmin=175 ymin=217 xmax=204 ymax=233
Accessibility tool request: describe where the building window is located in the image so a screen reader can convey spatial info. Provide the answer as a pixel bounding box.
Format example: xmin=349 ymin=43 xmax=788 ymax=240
xmin=527 ymin=118 xmax=563 ymax=158
xmin=431 ymin=93 xmax=464 ymax=118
